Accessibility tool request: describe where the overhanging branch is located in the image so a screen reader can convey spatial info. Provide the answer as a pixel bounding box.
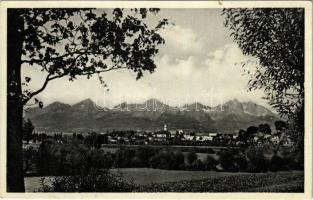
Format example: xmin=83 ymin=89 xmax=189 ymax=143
xmin=22 ymin=65 xmax=128 ymax=105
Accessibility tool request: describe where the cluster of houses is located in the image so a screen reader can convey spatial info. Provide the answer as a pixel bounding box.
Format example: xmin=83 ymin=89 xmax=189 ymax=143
xmin=103 ymin=124 xmax=293 ymax=147
xmin=104 ymin=124 xmax=222 ymax=146
xmin=24 ymin=124 xmax=294 ymax=148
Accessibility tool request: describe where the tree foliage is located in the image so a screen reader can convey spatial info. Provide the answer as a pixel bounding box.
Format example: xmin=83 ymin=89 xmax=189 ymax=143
xmin=258 ymin=123 xmax=271 ymax=135
xmin=275 ymin=120 xmax=288 ymax=132
xmin=222 ymin=8 xmax=304 ymax=123
xmin=14 ymin=8 xmax=168 ymax=106
xmin=22 ymin=118 xmax=34 ymax=143
xmin=246 ymin=126 xmax=258 ymax=135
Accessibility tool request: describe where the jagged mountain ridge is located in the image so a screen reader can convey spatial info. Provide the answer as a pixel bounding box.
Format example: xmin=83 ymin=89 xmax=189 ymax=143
xmin=25 ymin=98 xmax=278 ymax=133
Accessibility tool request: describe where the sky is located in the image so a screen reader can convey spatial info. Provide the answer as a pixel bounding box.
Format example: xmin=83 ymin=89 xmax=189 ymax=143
xmin=22 ymin=9 xmax=270 ymax=109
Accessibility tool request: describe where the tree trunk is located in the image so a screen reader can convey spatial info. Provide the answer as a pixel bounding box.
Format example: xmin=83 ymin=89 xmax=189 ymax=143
xmin=7 ymin=9 xmax=25 ymax=192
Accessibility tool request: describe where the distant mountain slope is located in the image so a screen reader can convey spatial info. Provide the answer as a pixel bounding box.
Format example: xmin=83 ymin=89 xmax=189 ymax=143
xmin=25 ymin=98 xmax=279 ymax=133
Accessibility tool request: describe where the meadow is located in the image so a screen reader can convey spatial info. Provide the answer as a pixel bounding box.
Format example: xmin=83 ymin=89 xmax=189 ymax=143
xmin=135 ymin=170 xmax=304 ymax=192
xmin=24 ymin=168 xmax=303 ymax=192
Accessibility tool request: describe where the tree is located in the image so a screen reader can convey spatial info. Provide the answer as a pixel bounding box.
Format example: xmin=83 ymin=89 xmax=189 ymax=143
xmin=237 ymin=129 xmax=247 ymax=141
xmin=22 ymin=147 xmax=36 ymax=174
xmin=219 ymin=150 xmax=235 ymax=171
xmin=246 ymin=126 xmax=258 ymax=136
xmin=258 ymin=123 xmax=271 ymax=135
xmin=186 ymin=151 xmax=198 ymax=166
xmin=22 ymin=119 xmax=34 ymax=143
xmin=7 ymin=8 xmax=168 ymax=192
xmin=275 ymin=120 xmax=288 ymax=132
xmin=222 ymin=9 xmax=304 ymax=133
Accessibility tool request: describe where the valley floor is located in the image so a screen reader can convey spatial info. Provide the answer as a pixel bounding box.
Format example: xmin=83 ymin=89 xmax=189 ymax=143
xmin=24 ymin=168 xmax=303 ymax=192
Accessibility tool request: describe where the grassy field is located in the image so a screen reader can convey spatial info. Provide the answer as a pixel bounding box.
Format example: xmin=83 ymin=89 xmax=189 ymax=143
xmin=135 ymin=170 xmax=304 ymax=192
xmin=24 ymin=168 xmax=303 ymax=192
xmin=25 ymin=169 xmax=235 ymax=192
xmin=111 ymin=168 xmax=246 ymax=185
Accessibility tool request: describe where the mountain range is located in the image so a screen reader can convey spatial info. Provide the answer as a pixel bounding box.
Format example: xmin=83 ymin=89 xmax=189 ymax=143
xmin=24 ymin=98 xmax=279 ymax=133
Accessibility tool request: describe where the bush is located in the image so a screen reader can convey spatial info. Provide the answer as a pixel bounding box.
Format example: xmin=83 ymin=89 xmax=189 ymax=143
xmin=149 ymin=150 xmax=185 ymax=170
xmin=171 ymin=151 xmax=185 ymax=170
xmin=203 ymin=155 xmax=218 ymax=171
xmin=135 ymin=146 xmax=157 ymax=167
xmin=186 ymin=151 xmax=197 ymax=165
xmin=270 ymin=155 xmax=288 ymax=171
xmin=40 ymin=169 xmax=135 ymax=192
xmin=23 ymin=146 xmax=37 ymax=173
xmin=130 ymin=156 xmax=144 ymax=167
xmin=246 ymin=146 xmax=270 ymax=172
xmin=191 ymin=159 xmax=205 ymax=170
xmin=35 ymin=141 xmax=112 ymax=176
xmin=114 ymin=147 xmax=136 ymax=167
xmin=219 ymin=150 xmax=235 ymax=171
xmin=36 ymin=141 xmax=60 ymax=175
xmin=233 ymin=153 xmax=248 ymax=172
xmin=287 ymin=151 xmax=304 ymax=170
xmin=272 ymin=150 xmax=304 ymax=171
xmin=114 ymin=147 xmax=159 ymax=168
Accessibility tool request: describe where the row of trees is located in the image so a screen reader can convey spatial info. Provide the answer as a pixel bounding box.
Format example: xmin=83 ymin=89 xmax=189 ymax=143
xmin=24 ymin=140 xmax=303 ymax=177
xmin=237 ymin=121 xmax=288 ymax=145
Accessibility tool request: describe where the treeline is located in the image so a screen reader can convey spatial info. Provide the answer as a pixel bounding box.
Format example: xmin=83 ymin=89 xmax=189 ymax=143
xmin=24 ymin=140 xmax=303 ymax=177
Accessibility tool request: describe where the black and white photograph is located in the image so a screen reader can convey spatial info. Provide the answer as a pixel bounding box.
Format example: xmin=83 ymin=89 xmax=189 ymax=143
xmin=1 ymin=1 xmax=312 ymax=197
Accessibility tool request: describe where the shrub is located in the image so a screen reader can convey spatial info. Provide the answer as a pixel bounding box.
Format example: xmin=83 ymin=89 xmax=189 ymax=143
xmin=171 ymin=151 xmax=185 ymax=170
xmin=219 ymin=150 xmax=235 ymax=171
xmin=35 ymin=141 xmax=112 ymax=176
xmin=149 ymin=150 xmax=185 ymax=170
xmin=246 ymin=146 xmax=270 ymax=172
xmin=186 ymin=151 xmax=197 ymax=165
xmin=114 ymin=147 xmax=136 ymax=168
xmin=149 ymin=154 xmax=160 ymax=169
xmin=149 ymin=151 xmax=170 ymax=169
xmin=23 ymin=146 xmax=37 ymax=173
xmin=233 ymin=153 xmax=248 ymax=172
xmin=270 ymin=155 xmax=288 ymax=171
xmin=135 ymin=146 xmax=157 ymax=167
xmin=130 ymin=156 xmax=144 ymax=167
xmin=40 ymin=169 xmax=135 ymax=192
xmin=287 ymin=151 xmax=304 ymax=170
xmin=203 ymin=155 xmax=218 ymax=171
xmin=36 ymin=141 xmax=60 ymax=175
xmin=191 ymin=159 xmax=205 ymax=170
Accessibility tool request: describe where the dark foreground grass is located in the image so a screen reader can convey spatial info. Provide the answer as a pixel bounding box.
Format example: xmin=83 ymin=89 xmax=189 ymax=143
xmin=25 ymin=170 xmax=304 ymax=192
xmin=134 ymin=171 xmax=304 ymax=192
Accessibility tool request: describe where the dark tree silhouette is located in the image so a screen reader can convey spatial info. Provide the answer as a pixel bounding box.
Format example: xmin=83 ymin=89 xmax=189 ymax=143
xmin=275 ymin=120 xmax=288 ymax=132
xmin=237 ymin=129 xmax=248 ymax=144
xmin=222 ymin=8 xmax=304 ymax=128
xmin=258 ymin=123 xmax=271 ymax=135
xmin=22 ymin=119 xmax=34 ymax=144
xmin=246 ymin=126 xmax=258 ymax=136
xmin=7 ymin=8 xmax=168 ymax=192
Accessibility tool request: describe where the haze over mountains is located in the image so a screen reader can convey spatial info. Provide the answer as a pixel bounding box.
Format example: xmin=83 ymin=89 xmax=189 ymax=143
xmin=25 ymin=98 xmax=279 ymax=133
